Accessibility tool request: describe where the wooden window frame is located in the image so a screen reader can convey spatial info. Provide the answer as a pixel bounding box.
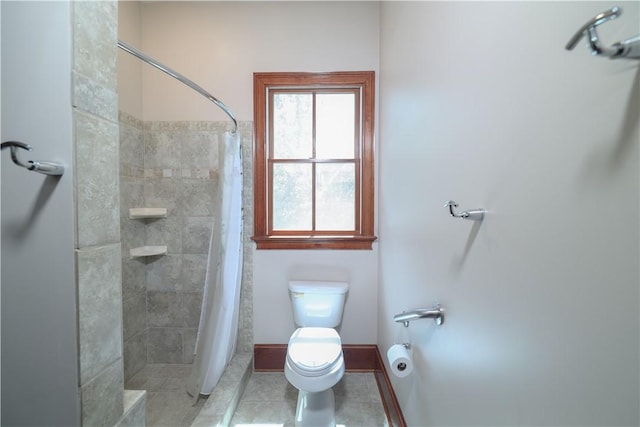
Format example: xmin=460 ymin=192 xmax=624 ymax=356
xmin=252 ymin=71 xmax=376 ymax=250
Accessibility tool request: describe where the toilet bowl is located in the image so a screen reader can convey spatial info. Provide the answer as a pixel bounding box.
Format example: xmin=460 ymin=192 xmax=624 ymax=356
xmin=285 ymin=327 xmax=345 ymax=426
xmin=285 ymin=281 xmax=349 ymax=427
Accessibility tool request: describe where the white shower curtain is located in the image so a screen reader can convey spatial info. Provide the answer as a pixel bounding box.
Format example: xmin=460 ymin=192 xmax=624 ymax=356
xmin=187 ymin=131 xmax=243 ymax=398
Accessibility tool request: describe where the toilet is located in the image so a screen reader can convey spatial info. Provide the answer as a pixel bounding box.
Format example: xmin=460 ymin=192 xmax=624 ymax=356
xmin=284 ymin=280 xmax=349 ymax=427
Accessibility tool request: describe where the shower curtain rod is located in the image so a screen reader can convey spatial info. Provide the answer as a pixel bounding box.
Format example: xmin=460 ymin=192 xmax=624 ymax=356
xmin=117 ymin=40 xmax=238 ymax=133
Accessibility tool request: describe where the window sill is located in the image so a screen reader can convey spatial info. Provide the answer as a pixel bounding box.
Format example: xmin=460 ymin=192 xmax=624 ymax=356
xmin=251 ymin=235 xmax=377 ymax=250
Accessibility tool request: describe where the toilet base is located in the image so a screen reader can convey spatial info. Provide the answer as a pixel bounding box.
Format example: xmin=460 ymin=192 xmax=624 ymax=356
xmin=294 ymin=389 xmax=336 ymax=427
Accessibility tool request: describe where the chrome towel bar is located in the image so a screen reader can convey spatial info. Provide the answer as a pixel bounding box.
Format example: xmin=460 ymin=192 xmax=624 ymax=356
xmin=1 ymin=141 xmax=65 ymax=176
xmin=394 ymin=304 xmax=445 ymax=327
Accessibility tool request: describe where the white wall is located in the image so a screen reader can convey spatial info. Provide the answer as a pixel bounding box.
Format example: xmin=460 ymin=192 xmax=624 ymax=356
xmin=1 ymin=2 xmax=80 ymax=424
xmin=139 ymin=1 xmax=380 ymax=121
xmin=138 ymin=1 xmax=381 ymax=345
xmin=378 ymin=2 xmax=639 ymax=426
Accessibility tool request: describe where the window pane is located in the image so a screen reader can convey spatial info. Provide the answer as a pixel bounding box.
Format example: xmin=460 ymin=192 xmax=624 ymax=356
xmin=273 ymin=163 xmax=312 ymax=230
xmin=273 ymin=93 xmax=312 ymax=159
xmin=316 ymin=93 xmax=355 ymax=159
xmin=316 ymin=163 xmax=355 ymax=230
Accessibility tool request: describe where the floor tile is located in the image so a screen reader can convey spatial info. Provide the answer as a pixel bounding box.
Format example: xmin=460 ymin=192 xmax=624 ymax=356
xmin=127 ymin=364 xmax=389 ymax=427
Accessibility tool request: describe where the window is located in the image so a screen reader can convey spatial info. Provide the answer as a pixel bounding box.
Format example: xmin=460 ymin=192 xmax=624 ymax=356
xmin=252 ymin=71 xmax=376 ymax=249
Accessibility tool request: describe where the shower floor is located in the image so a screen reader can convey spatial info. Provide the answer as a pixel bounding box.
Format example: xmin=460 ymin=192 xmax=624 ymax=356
xmin=125 ymin=363 xmax=207 ymax=427
xmin=126 ymin=356 xmax=389 ymax=427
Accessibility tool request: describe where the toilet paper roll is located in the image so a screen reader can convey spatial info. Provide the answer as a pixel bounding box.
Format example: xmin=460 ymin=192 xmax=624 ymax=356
xmin=387 ymin=344 xmax=413 ymax=378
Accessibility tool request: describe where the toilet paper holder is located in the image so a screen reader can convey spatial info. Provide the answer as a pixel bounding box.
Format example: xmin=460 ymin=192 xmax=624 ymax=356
xmin=394 ymin=304 xmax=445 ymax=327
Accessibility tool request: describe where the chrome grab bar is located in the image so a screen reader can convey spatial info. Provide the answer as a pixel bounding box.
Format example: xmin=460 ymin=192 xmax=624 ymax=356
xmin=445 ymin=200 xmax=485 ymax=221
xmin=1 ymin=141 xmax=65 ymax=176
xmin=117 ymin=40 xmax=238 ymax=133
xmin=565 ymin=6 xmax=640 ymax=60
xmin=394 ymin=304 xmax=445 ymax=327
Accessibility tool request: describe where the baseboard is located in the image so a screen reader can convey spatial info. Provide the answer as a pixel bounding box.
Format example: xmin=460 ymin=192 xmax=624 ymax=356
xmin=373 ymin=346 xmax=407 ymax=427
xmin=254 ymin=344 xmax=406 ymax=427
xmin=254 ymin=344 xmax=378 ymax=371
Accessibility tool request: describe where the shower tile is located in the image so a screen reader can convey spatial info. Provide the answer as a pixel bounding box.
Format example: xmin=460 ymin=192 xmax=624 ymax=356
xmin=122 ymin=257 xmax=146 ymax=295
xmin=120 ymin=122 xmax=144 ymax=171
xmin=182 ymin=131 xmax=219 ymax=169
xmin=238 ymin=330 xmax=254 ymax=355
xmin=182 ymin=216 xmax=213 ymax=253
xmin=117 ymin=389 xmax=146 ymax=427
xmin=182 ymin=179 xmax=217 ymax=216
xmin=77 ymin=244 xmax=122 ymax=384
xmin=182 ymin=328 xmax=197 ymax=364
xmin=73 ymin=71 xmax=118 ymax=122
xmin=143 ymin=178 xmax=182 ymax=217
xmin=144 ymin=132 xmax=181 ymax=169
xmin=182 ymin=292 xmax=203 ymax=328
xmin=147 ymin=291 xmax=183 ymax=327
xmin=81 ymin=358 xmax=124 ymax=427
xmin=75 ymin=112 xmax=120 ymax=247
xmin=145 ymin=215 xmax=183 ymax=254
xmin=123 ymin=291 xmax=146 ymax=340
xmin=120 ymin=177 xmax=145 ymax=218
xmin=147 ymin=328 xmax=183 ymax=364
xmin=146 ymin=254 xmax=182 ymax=292
xmin=119 ymin=110 xmax=143 ymax=129
xmin=182 ymin=254 xmax=207 ymax=292
xmin=146 ymin=390 xmax=204 ymax=427
xmin=159 ymin=364 xmax=193 ymax=378
xmin=124 ymin=331 xmax=147 ymax=382
xmin=120 ymin=215 xmax=145 ymax=255
xmin=72 ymin=0 xmax=117 ymax=90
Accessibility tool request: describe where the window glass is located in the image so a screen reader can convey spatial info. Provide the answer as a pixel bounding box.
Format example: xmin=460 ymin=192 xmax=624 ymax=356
xmin=272 ymin=163 xmax=312 ymax=230
xmin=316 ymin=93 xmax=355 ymax=159
xmin=273 ymin=93 xmax=312 ymax=159
xmin=316 ymin=163 xmax=355 ymax=230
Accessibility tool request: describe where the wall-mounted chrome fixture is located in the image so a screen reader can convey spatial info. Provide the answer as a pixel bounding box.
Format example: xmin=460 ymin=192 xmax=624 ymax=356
xmin=445 ymin=200 xmax=485 ymax=221
xmin=1 ymin=141 xmax=65 ymax=176
xmin=565 ymin=6 xmax=640 ymax=60
xmin=394 ymin=304 xmax=445 ymax=327
xmin=117 ymin=40 xmax=238 ymax=133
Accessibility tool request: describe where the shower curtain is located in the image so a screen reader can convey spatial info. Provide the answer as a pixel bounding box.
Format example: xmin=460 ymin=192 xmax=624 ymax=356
xmin=187 ymin=131 xmax=243 ymax=398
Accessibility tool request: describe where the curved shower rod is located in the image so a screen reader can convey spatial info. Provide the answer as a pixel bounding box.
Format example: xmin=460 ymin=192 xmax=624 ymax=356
xmin=117 ymin=40 xmax=238 ymax=133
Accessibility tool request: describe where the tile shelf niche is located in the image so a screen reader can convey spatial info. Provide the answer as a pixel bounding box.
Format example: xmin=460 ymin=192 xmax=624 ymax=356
xmin=129 ymin=207 xmax=168 ymax=219
xmin=129 ymin=207 xmax=168 ymax=258
xmin=130 ymin=245 xmax=167 ymax=259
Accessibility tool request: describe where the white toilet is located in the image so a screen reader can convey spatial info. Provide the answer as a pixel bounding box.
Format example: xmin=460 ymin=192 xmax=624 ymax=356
xmin=284 ymin=280 xmax=349 ymax=427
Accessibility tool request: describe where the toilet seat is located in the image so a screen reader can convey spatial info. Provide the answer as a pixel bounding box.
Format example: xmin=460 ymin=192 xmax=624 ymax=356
xmin=287 ymin=327 xmax=342 ymax=378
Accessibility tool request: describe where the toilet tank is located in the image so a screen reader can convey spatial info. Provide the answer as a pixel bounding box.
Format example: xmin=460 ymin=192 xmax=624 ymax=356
xmin=288 ymin=281 xmax=349 ymax=327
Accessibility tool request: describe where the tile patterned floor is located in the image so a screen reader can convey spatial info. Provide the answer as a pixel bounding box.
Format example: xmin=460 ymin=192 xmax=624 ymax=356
xmin=230 ymin=372 xmax=389 ymax=427
xmin=126 ymin=364 xmax=389 ymax=427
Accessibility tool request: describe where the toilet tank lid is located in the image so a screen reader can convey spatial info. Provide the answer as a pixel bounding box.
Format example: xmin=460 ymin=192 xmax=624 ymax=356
xmin=288 ymin=280 xmax=349 ymax=294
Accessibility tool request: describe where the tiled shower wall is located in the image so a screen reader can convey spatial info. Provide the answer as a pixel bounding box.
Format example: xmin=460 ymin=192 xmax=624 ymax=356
xmin=120 ymin=113 xmax=254 ymax=381
xmin=73 ymin=2 xmax=127 ymax=425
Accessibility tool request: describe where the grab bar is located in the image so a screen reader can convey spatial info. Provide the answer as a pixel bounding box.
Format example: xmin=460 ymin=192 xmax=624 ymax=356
xmin=445 ymin=200 xmax=485 ymax=221
xmin=1 ymin=141 xmax=65 ymax=176
xmin=565 ymin=6 xmax=640 ymax=60
xmin=117 ymin=40 xmax=238 ymax=133
xmin=394 ymin=304 xmax=445 ymax=326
